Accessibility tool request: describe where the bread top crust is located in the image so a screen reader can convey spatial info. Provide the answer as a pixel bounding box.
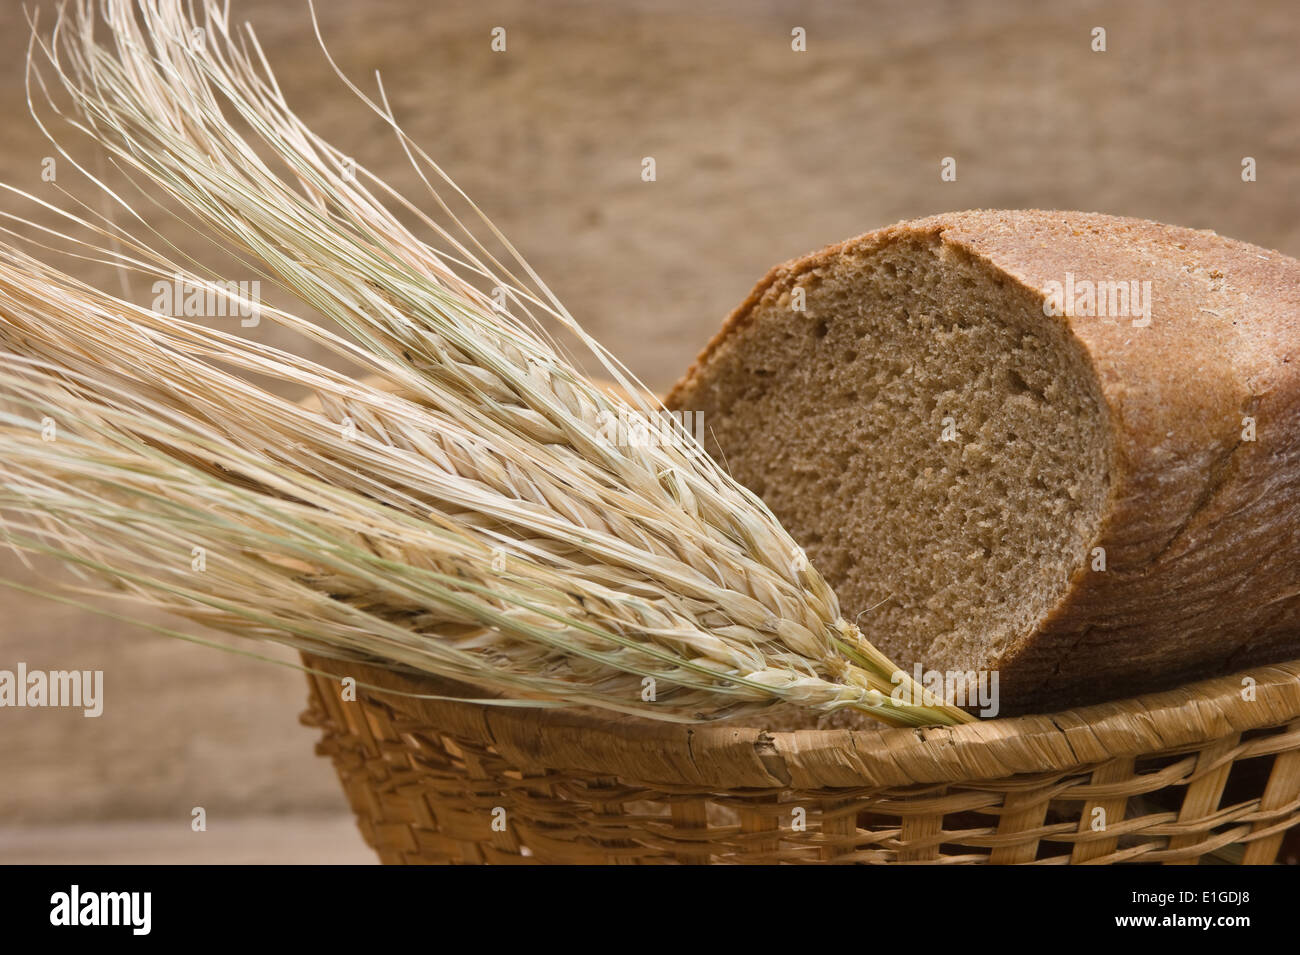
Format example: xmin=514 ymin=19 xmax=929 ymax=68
xmin=671 ymin=210 xmax=1300 ymax=384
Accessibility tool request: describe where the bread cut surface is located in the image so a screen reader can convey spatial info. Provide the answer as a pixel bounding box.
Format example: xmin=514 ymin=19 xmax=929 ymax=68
xmin=668 ymin=211 xmax=1300 ymax=715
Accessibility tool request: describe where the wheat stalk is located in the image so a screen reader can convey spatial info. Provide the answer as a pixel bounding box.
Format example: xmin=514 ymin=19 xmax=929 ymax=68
xmin=0 ymin=0 xmax=971 ymax=726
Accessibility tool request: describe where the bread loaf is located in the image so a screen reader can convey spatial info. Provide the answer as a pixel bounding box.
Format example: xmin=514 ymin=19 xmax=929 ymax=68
xmin=667 ymin=211 xmax=1300 ymax=715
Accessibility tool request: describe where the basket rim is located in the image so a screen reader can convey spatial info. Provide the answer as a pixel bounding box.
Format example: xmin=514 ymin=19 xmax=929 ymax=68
xmin=300 ymin=652 xmax=1300 ymax=790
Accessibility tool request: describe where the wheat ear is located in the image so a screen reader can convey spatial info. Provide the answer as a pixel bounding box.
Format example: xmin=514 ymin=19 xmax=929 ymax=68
xmin=0 ymin=0 xmax=970 ymax=726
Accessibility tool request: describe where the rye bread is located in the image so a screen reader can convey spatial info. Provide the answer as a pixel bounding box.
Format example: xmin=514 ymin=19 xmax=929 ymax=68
xmin=667 ymin=210 xmax=1300 ymax=715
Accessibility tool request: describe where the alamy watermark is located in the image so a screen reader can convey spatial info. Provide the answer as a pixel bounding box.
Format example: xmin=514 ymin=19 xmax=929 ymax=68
xmin=890 ymin=664 xmax=999 ymax=718
xmin=0 ymin=662 xmax=103 ymax=717
xmin=50 ymin=885 xmax=150 ymax=935
xmin=1043 ymin=272 xmax=1152 ymax=327
xmin=596 ymin=409 xmax=705 ymax=448
xmin=152 ymin=273 xmax=261 ymax=327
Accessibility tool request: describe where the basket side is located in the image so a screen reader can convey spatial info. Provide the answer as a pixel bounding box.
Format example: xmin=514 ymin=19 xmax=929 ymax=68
xmin=299 ymin=653 xmax=1300 ymax=864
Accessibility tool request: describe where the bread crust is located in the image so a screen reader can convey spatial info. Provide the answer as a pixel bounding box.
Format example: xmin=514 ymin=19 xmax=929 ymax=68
xmin=668 ymin=211 xmax=1300 ymax=713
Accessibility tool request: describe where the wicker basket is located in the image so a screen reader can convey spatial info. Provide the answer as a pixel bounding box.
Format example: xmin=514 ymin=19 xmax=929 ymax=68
xmin=300 ymin=652 xmax=1300 ymax=864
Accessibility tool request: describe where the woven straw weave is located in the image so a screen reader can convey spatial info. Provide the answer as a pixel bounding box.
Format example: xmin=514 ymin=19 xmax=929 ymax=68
xmin=299 ymin=653 xmax=1300 ymax=864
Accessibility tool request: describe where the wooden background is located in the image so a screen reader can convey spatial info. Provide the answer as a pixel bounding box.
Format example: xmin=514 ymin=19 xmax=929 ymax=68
xmin=1 ymin=0 xmax=1297 ymax=862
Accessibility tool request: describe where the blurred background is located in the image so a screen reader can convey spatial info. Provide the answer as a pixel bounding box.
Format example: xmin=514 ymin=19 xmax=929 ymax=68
xmin=1 ymin=0 xmax=1297 ymax=862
